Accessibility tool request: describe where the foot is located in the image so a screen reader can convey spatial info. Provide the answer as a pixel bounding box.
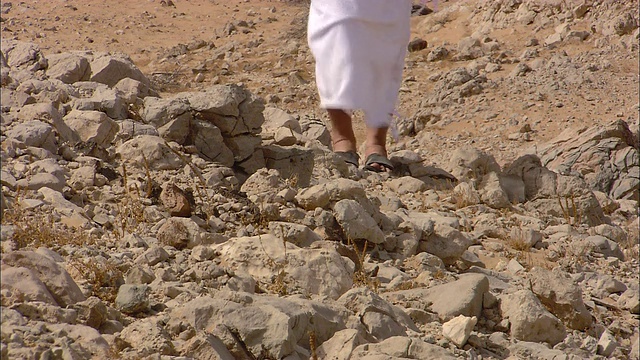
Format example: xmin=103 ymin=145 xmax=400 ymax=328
xmin=364 ymin=153 xmax=394 ymax=172
xmin=364 ymin=127 xmax=392 ymax=172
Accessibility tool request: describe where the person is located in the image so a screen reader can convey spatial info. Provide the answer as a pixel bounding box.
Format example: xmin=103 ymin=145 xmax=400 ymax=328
xmin=307 ymin=0 xmax=412 ymax=172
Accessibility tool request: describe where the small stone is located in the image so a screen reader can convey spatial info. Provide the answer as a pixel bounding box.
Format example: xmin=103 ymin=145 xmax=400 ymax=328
xmin=160 ymin=184 xmax=192 ymax=217
xmin=597 ymin=331 xmax=618 ymax=357
xmin=115 ymin=284 xmax=149 ymax=315
xmin=408 ymin=38 xmax=428 ymax=52
xmin=190 ymin=245 xmax=215 ymax=261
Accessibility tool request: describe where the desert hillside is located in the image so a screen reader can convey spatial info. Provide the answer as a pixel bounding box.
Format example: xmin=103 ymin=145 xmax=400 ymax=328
xmin=1 ymin=0 xmax=638 ymax=359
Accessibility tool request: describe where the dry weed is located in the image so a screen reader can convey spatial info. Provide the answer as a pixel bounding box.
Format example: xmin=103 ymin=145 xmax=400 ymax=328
xmin=558 ymin=192 xmax=583 ymax=226
xmin=309 ymin=328 xmax=318 ymax=360
xmin=68 ymin=257 xmax=123 ymax=303
xmin=113 ymin=163 xmax=146 ymax=240
xmin=259 ymin=234 xmax=290 ymax=296
xmin=347 ymin=237 xmax=380 ymax=293
xmin=1 ymin=201 xmax=96 ymax=252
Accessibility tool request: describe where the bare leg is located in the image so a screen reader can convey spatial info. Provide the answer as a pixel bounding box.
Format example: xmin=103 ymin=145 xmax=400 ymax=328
xmin=327 ymin=109 xmax=357 ymax=153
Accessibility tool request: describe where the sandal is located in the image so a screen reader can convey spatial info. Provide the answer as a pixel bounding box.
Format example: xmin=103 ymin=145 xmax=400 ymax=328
xmin=364 ymin=153 xmax=394 ymax=173
xmin=335 ymin=151 xmax=360 ymax=167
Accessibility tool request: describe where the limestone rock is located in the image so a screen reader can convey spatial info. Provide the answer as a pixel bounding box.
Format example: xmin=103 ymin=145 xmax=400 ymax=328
xmin=0 ymin=265 xmax=58 ymax=305
xmin=505 ymin=154 xmax=606 ymax=226
xmin=1 ymin=40 xmax=47 ymax=71
xmin=263 ymin=145 xmax=314 ymax=188
xmin=179 ymin=332 xmax=235 ymax=360
xmin=387 ymin=176 xmax=427 ymax=195
xmin=419 ymin=223 xmax=472 ymax=265
xmin=585 ymin=235 xmax=625 ymax=260
xmin=119 ymin=318 xmax=176 ymax=356
xmin=448 ymin=146 xmax=501 ymax=182
xmin=337 ymin=287 xmax=419 ymax=340
xmin=478 ymin=171 xmax=511 ymax=209
xmin=262 ymin=106 xmax=301 ymax=133
xmin=191 ymin=119 xmax=235 ymax=166
xmin=63 ymin=110 xmax=118 ymax=147
xmin=115 ymin=284 xmax=150 ymax=315
xmin=316 ymin=329 xmax=368 ymax=360
xmin=537 ymin=120 xmax=638 ymax=201
xmin=88 ymin=52 xmax=150 ymax=87
xmin=141 ymin=96 xmax=191 ymax=128
xmin=116 ymin=135 xmax=183 ymax=170
xmin=1 ymin=251 xmax=85 ymax=307
xmin=383 ymin=274 xmax=488 ymax=321
xmin=597 ymin=331 xmax=618 ymax=357
xmin=217 ymin=235 xmax=353 ymax=299
xmin=18 ymin=102 xmax=79 ymax=144
xmin=528 ymin=267 xmax=592 ymax=330
xmin=295 ymin=178 xmax=368 ymax=210
xmin=268 ymin=221 xmax=321 ymax=247
xmin=350 ymin=336 xmax=457 ymax=359
xmin=5 ymin=120 xmax=57 ymax=153
xmin=500 ymin=289 xmax=567 ymax=346
xmin=333 ymin=199 xmax=385 ymax=244
xmin=442 ymin=315 xmax=477 ymax=348
xmin=170 ymin=294 xmax=346 ymax=359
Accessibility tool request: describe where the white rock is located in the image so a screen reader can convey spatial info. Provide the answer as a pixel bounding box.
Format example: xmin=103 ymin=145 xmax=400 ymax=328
xmin=442 ymin=315 xmax=477 ymax=348
xmin=333 ymin=199 xmax=385 ymax=244
xmin=500 ymin=289 xmax=566 ymax=346
xmin=5 ymin=120 xmax=57 ymax=153
xmin=597 ymin=331 xmax=618 ymax=357
xmin=316 ymin=329 xmax=367 ymax=360
xmin=529 ymin=267 xmax=592 ymax=330
xmin=262 ymin=106 xmax=301 ymax=133
xmin=63 ymin=110 xmax=118 ymax=147
xmin=116 ymin=135 xmax=183 ymax=170
xmin=383 ymin=274 xmax=489 ymax=321
xmin=1 ymin=250 xmax=85 ymax=307
xmin=217 ymin=235 xmax=353 ymax=299
xmin=387 ymin=176 xmax=427 ymax=195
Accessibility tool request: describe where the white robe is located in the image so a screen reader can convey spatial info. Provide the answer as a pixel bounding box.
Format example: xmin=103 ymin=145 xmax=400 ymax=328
xmin=307 ymin=0 xmax=411 ymax=128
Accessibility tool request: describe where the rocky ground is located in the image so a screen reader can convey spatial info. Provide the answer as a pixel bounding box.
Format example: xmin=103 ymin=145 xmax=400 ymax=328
xmin=1 ymin=0 xmax=639 ymax=359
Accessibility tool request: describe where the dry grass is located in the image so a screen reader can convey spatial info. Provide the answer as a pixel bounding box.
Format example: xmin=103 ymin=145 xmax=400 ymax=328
xmin=347 ymin=237 xmax=380 ymax=293
xmin=113 ymin=163 xmax=146 ymax=241
xmin=1 ymin=199 xmax=97 ymax=252
xmin=620 ymin=218 xmax=639 ymax=260
xmin=259 ymin=234 xmax=290 ymax=296
xmin=309 ymin=328 xmax=318 ymax=360
xmin=558 ymin=192 xmax=582 ymax=226
xmin=68 ymin=257 xmax=123 ymax=303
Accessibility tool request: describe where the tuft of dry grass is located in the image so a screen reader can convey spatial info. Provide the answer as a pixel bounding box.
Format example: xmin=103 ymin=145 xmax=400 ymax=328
xmin=558 ymin=192 xmax=582 ymax=226
xmin=347 ymin=237 xmax=380 ymax=293
xmin=68 ymin=257 xmax=123 ymax=303
xmin=259 ymin=234 xmax=290 ymax=296
xmin=113 ymin=163 xmax=146 ymax=241
xmin=1 ymin=201 xmax=97 ymax=252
